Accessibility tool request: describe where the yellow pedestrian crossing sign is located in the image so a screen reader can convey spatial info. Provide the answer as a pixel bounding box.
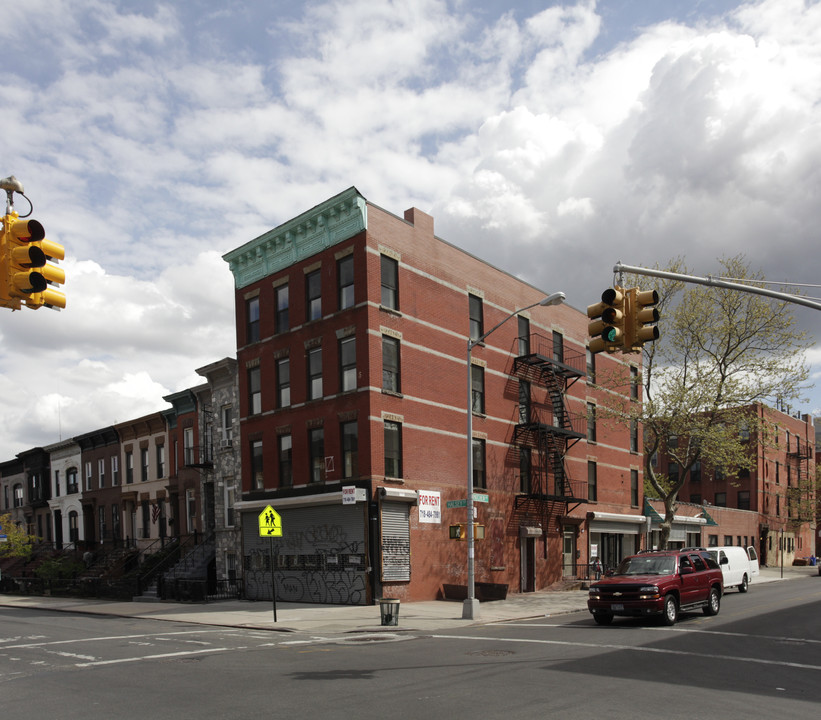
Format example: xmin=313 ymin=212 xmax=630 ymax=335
xmin=258 ymin=505 xmax=282 ymax=537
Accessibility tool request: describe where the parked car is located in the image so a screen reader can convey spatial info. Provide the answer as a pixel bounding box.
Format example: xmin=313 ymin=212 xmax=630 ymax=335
xmin=588 ymin=550 xmax=724 ymax=626
xmin=706 ymin=545 xmax=759 ymax=592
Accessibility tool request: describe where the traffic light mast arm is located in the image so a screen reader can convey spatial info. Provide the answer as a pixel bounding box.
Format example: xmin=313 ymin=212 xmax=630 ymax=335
xmin=613 ymin=262 xmax=821 ymax=312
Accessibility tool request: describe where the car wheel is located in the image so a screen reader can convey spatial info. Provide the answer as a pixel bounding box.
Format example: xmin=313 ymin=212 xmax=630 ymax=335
xmin=738 ymin=575 xmax=748 ymax=593
xmin=703 ymin=587 xmax=720 ymax=616
xmin=593 ymin=612 xmax=613 ymax=626
xmin=662 ymin=595 xmax=678 ymax=626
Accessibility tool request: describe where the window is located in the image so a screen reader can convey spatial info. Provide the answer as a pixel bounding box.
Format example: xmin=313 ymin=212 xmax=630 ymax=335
xmin=690 ymin=493 xmax=702 ymax=504
xmin=471 ymin=364 xmax=485 ymax=414
xmin=154 ymin=445 xmax=165 ymax=478
xmin=307 ymin=347 xmax=323 ymax=400
xmin=98 ymin=458 xmax=106 ymax=488
xmin=630 ymin=420 xmax=639 ymax=453
xmin=98 ymin=506 xmax=106 ymax=541
xmin=246 ymin=296 xmax=260 ymax=343
xmin=248 ymin=366 xmax=262 ymax=414
xmin=668 ymin=433 xmax=679 ymax=449
xmin=552 ymin=331 xmax=564 ymax=363
xmin=85 ymin=461 xmax=92 ymax=491
xmin=341 ymin=421 xmax=358 ymax=479
xmin=382 ymin=335 xmax=400 ymax=393
xmin=306 ymin=269 xmax=321 ymax=321
xmin=518 ymin=381 xmax=531 ymax=424
xmin=221 ymin=406 xmax=234 ymax=444
xmin=54 ymin=469 xmax=60 ymax=498
xmin=384 ymin=421 xmax=402 ymax=478
xmin=225 ymin=484 xmax=235 ymax=527
xmin=186 ymin=489 xmax=196 ymax=533
xmin=381 ymin=255 xmax=398 ymax=310
xmin=184 ymin=428 xmax=194 ymax=466
xmin=469 ymin=294 xmax=483 ymax=341
xmin=586 ymin=403 xmax=597 ymax=442
xmin=472 ymin=438 xmax=486 ymax=489
xmin=339 ymin=336 xmax=356 ymax=392
xmin=740 ymin=422 xmax=750 ymax=441
xmin=108 ymin=503 xmax=118 ymax=541
xmin=724 ymin=535 xmax=733 ymax=545
xmin=588 ymin=461 xmax=597 ymax=501
xmin=518 ymin=316 xmax=530 ymax=355
xmin=13 ymin=484 xmax=23 ymax=508
xmin=631 ymin=469 xmax=639 ymax=506
xmin=69 ymin=511 xmax=79 ymax=543
xmin=738 ymin=490 xmax=750 ymax=510
xmin=309 ymin=428 xmax=324 ymax=483
xmin=586 ymin=348 xmax=596 ymax=382
xmin=338 ymin=255 xmax=354 ymax=310
xmin=140 ymin=448 xmax=149 ymax=481
xmin=111 ymin=455 xmax=119 ymax=485
xmin=276 ymin=357 xmax=290 ymax=408
xmin=251 ymin=440 xmax=264 ymax=490
xmin=715 ymin=492 xmax=727 ymax=507
xmin=669 ymin=462 xmax=679 ymax=485
xmin=275 ymin=284 xmax=289 ymax=333
xmin=690 ymin=461 xmax=701 ymax=483
xmin=278 ymin=434 xmax=292 ymax=486
xmin=125 ymin=452 xmax=134 ymax=484
xmin=67 ymin=467 xmax=78 ymax=494
xmin=630 ymin=366 xmax=639 ymax=400
xmin=520 ymin=447 xmax=532 ymax=493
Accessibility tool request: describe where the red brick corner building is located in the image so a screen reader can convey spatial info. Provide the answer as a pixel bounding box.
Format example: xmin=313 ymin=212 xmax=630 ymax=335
xmin=223 ymin=188 xmax=642 ymax=605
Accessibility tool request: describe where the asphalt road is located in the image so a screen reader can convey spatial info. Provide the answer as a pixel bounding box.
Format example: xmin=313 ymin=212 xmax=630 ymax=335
xmin=2 ymin=577 xmax=819 ymax=719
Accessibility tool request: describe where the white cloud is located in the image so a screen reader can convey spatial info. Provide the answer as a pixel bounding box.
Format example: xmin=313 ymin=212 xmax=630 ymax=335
xmin=2 ymin=0 xmax=821 ymax=460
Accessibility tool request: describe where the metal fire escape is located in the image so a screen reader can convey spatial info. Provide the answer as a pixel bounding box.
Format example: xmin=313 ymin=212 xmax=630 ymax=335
xmin=786 ymin=435 xmax=813 ymax=523
xmin=511 ymin=333 xmax=587 ymax=529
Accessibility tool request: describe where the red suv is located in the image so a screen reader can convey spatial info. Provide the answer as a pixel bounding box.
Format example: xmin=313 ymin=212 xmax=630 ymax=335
xmin=588 ymin=550 xmax=723 ymax=626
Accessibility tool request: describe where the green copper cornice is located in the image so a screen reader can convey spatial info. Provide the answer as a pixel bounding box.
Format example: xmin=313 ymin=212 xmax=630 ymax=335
xmin=223 ymin=187 xmax=367 ymax=289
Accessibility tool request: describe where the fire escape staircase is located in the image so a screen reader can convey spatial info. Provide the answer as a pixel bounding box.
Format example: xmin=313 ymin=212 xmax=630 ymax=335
xmin=511 ymin=338 xmax=588 ymax=526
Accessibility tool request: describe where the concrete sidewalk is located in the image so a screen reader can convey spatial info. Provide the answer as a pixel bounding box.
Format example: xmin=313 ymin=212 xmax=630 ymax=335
xmin=1 ymin=564 xmax=816 ymax=635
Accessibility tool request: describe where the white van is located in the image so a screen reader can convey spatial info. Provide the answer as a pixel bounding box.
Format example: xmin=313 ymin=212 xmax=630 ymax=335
xmin=707 ymin=546 xmax=760 ymax=592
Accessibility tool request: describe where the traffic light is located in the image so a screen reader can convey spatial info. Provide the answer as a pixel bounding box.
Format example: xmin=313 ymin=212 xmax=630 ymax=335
xmin=587 ymin=286 xmax=625 ymax=354
xmin=1 ymin=212 xmax=65 ymax=310
xmin=623 ymin=287 xmax=660 ymax=352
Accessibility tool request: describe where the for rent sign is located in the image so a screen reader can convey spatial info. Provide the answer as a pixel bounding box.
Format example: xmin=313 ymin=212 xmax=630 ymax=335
xmin=418 ymin=490 xmax=441 ymax=524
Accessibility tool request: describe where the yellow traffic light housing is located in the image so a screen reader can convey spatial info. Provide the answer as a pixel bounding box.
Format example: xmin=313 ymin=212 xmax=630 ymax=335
xmin=1 ymin=212 xmax=65 ymax=310
xmin=623 ymin=287 xmax=659 ymax=352
xmin=587 ymin=286 xmax=625 ymax=354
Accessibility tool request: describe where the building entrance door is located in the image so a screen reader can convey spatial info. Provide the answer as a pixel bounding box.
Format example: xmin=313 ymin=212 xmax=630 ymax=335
xmin=521 ymin=537 xmax=536 ymax=592
xmin=562 ymin=529 xmax=577 ymax=578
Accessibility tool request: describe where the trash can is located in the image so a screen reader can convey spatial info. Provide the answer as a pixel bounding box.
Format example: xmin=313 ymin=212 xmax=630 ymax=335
xmin=379 ymin=598 xmax=400 ymax=626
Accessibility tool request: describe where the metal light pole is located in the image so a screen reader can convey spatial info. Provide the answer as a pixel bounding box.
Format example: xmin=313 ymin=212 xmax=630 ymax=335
xmin=463 ymin=291 xmax=566 ymax=620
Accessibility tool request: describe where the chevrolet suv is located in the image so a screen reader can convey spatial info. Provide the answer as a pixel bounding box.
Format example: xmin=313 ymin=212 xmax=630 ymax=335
xmin=588 ymin=550 xmax=723 ymax=626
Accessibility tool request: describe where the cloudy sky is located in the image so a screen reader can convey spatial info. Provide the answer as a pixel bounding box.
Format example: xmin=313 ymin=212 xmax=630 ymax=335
xmin=1 ymin=0 xmax=820 ymax=460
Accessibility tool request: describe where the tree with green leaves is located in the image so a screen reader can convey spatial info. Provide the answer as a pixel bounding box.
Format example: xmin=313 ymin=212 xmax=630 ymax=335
xmin=0 ymin=512 xmax=40 ymax=561
xmin=600 ymin=256 xmax=811 ymax=549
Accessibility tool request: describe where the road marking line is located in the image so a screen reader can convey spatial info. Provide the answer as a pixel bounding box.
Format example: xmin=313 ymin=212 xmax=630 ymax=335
xmin=75 ymin=647 xmax=236 ymax=667
xmin=430 ymin=634 xmax=821 ymax=671
xmin=2 ymin=629 xmax=233 ymax=650
xmin=512 ymin=623 xmax=821 ymax=646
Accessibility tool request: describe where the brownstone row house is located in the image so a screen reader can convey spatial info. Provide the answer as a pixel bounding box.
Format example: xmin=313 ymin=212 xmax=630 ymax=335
xmin=651 ymin=404 xmax=816 ymax=564
xmin=0 ymin=361 xmax=243 ymax=590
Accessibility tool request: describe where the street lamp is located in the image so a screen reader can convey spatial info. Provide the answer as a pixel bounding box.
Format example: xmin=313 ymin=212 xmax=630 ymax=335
xmin=463 ymin=291 xmax=566 ymax=620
